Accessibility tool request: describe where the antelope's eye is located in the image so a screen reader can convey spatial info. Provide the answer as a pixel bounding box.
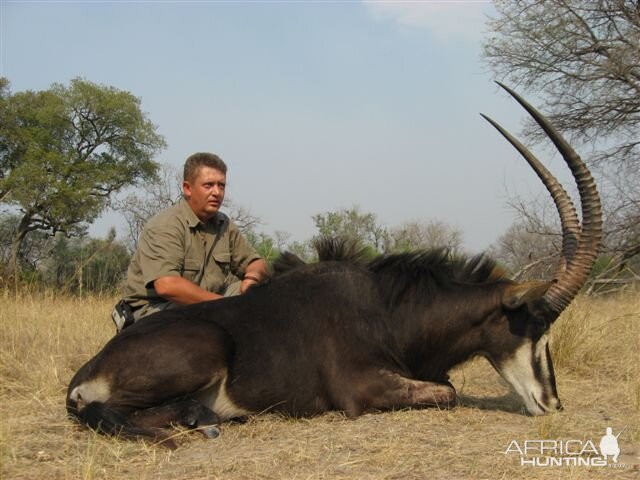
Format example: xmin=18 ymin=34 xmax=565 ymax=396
xmin=532 ymin=316 xmax=549 ymax=334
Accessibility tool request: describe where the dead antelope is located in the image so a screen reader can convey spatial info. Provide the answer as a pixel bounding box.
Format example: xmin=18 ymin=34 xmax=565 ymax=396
xmin=67 ymin=83 xmax=602 ymax=448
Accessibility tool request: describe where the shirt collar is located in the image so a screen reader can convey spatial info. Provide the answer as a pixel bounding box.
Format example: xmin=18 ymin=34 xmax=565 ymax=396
xmin=179 ymin=198 xmax=225 ymax=229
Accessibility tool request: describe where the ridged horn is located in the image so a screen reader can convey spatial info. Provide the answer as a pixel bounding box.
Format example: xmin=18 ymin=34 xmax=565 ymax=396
xmin=483 ymin=82 xmax=603 ymax=317
xmin=479 ymin=113 xmax=579 ymax=277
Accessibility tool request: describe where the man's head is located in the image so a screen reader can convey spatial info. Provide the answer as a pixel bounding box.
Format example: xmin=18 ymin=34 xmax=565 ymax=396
xmin=182 ymin=152 xmax=228 ymax=222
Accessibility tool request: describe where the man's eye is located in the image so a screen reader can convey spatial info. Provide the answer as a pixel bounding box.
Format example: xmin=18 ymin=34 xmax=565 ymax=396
xmin=203 ymin=182 xmax=225 ymax=189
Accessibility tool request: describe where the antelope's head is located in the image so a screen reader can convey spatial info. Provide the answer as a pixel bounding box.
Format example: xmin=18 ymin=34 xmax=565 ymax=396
xmin=480 ymin=83 xmax=602 ymax=415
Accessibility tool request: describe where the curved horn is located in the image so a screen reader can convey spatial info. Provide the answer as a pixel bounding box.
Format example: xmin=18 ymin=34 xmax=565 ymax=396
xmin=483 ymin=82 xmax=603 ymax=316
xmin=479 ymin=113 xmax=580 ymax=277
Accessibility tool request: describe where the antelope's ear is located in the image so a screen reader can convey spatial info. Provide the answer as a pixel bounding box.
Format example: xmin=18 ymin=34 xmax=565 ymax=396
xmin=502 ymin=281 xmax=554 ymax=310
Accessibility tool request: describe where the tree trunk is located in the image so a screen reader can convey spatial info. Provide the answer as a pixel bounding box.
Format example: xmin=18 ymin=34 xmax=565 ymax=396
xmin=8 ymin=212 xmax=32 ymax=279
xmin=0 ymin=189 xmax=11 ymax=203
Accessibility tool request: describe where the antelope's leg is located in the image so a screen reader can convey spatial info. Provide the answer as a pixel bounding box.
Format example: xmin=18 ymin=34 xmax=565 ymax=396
xmin=345 ymin=369 xmax=457 ymax=416
xmin=128 ymin=398 xmax=221 ymax=439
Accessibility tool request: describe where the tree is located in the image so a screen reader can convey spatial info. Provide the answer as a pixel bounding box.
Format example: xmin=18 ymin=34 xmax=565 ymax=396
xmin=42 ymin=228 xmax=130 ymax=294
xmin=488 ymin=221 xmax=561 ymax=280
xmin=484 ymin=0 xmax=640 ymax=277
xmin=45 ymin=234 xmax=77 ymax=290
xmin=389 ymin=219 xmax=464 ymax=253
xmin=245 ymin=231 xmax=279 ymax=264
xmin=114 ymin=164 xmax=183 ymax=251
xmin=599 ymin=163 xmax=640 ymax=271
xmin=0 ymin=212 xmax=51 ymax=281
xmin=225 ymin=200 xmax=263 ymax=237
xmin=310 ymin=208 xmax=466 ymax=258
xmin=284 ymin=240 xmax=315 ymax=263
xmin=0 ymin=78 xmax=166 ymax=277
xmin=484 ymin=0 xmax=639 ymax=166
xmin=312 ymin=207 xmax=390 ymax=253
xmin=0 ymin=77 xmax=12 ymax=203
xmin=76 ymin=229 xmax=131 ymax=295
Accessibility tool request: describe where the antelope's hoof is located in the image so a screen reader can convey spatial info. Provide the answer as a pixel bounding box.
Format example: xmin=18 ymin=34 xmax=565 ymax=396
xmin=200 ymin=425 xmax=220 ymax=439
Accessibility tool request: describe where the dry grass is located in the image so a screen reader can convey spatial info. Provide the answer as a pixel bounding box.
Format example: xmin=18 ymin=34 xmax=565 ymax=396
xmin=1 ymin=287 xmax=638 ymax=479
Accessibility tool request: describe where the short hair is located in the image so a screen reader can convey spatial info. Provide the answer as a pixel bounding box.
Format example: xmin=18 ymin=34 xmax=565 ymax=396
xmin=183 ymin=152 xmax=227 ymax=182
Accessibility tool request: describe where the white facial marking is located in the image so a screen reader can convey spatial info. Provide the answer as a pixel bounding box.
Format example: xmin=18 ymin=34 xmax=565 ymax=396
xmin=494 ymin=334 xmax=557 ymax=415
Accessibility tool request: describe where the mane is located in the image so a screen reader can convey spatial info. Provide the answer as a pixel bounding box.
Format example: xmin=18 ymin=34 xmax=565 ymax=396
xmin=272 ymin=236 xmax=369 ymax=276
xmin=314 ymin=236 xmax=370 ymax=263
xmin=271 ymin=251 xmax=307 ymax=277
xmin=271 ymin=237 xmax=509 ymax=308
xmin=367 ymin=249 xmax=508 ymax=309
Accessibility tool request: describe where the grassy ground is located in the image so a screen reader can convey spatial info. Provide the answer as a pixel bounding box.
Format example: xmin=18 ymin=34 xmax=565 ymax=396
xmin=1 ymin=288 xmax=638 ymax=479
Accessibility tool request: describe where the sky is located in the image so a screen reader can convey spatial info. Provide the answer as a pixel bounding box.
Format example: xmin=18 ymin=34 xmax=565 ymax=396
xmin=0 ymin=0 xmax=565 ymax=252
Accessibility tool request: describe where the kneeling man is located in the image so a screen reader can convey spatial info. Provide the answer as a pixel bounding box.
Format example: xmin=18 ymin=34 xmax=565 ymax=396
xmin=113 ymin=152 xmax=268 ymax=330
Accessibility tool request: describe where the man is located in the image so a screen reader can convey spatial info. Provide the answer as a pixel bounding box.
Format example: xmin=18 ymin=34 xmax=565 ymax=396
xmin=112 ymin=152 xmax=269 ymax=331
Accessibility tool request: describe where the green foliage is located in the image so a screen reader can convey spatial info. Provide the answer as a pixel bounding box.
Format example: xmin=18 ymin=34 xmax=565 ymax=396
xmin=0 ymin=77 xmax=166 ymax=275
xmin=311 ymin=208 xmax=464 ymax=256
xmin=591 ymin=255 xmax=615 ymax=280
xmin=285 ymin=240 xmax=316 ymax=263
xmin=42 ymin=229 xmax=130 ymax=294
xmin=246 ymin=231 xmax=280 ymax=265
xmin=0 ymin=213 xmax=130 ymax=293
xmin=312 ymin=206 xmax=389 ymax=253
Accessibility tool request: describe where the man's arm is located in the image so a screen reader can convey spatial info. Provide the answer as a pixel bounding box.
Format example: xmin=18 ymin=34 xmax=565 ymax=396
xmin=154 ymin=276 xmax=223 ymax=305
xmin=240 ymin=258 xmax=269 ymax=293
xmin=155 ymin=258 xmax=269 ymax=303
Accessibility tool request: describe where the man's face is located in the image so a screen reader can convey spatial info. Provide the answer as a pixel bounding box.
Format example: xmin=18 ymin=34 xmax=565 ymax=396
xmin=183 ymin=166 xmax=226 ymax=222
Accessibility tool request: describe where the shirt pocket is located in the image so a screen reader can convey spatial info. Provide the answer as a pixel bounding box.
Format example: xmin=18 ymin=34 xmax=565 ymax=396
xmin=213 ymin=251 xmax=232 ymax=274
xmin=182 ymin=258 xmax=203 ymax=283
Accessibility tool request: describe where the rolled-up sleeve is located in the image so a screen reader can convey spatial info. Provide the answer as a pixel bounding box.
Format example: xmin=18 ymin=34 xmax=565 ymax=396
xmin=228 ymin=222 xmax=262 ymax=275
xmin=138 ymin=225 xmax=185 ymax=288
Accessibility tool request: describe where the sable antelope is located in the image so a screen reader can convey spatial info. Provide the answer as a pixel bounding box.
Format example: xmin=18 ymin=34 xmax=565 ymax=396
xmin=66 ymin=83 xmax=602 ymax=448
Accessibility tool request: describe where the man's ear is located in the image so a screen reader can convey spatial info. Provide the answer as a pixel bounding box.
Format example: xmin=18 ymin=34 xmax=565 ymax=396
xmin=502 ymin=280 xmax=555 ymax=310
xmin=182 ymin=180 xmax=191 ymax=199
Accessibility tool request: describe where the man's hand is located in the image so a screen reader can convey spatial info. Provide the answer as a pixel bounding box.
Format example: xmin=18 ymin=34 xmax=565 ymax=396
xmin=240 ymin=277 xmax=258 ymax=294
xmin=240 ymin=259 xmax=269 ymax=294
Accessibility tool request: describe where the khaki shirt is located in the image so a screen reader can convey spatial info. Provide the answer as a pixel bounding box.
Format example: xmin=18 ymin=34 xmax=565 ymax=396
xmin=122 ymin=199 xmax=261 ymax=311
